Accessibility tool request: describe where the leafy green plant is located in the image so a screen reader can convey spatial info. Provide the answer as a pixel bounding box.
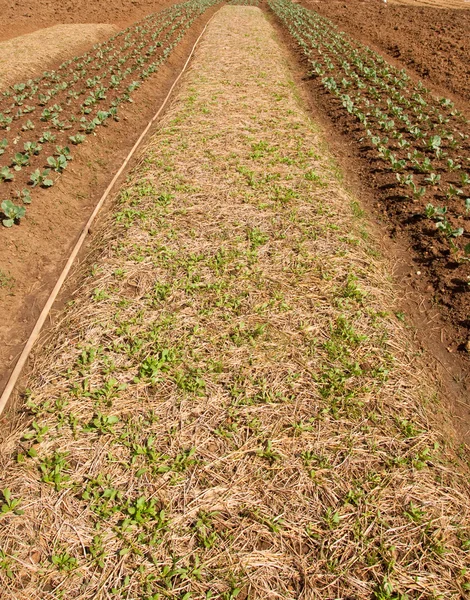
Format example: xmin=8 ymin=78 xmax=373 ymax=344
xmin=51 ymin=551 xmax=78 ymax=572
xmin=30 ymin=168 xmax=54 ymax=188
xmin=39 ymin=131 xmax=56 ymax=143
xmin=24 ymin=141 xmax=42 ymax=156
xmin=424 ymin=173 xmax=440 ymax=186
xmin=39 ymin=451 xmax=71 ymax=490
xmin=0 ymin=167 xmax=14 ymax=182
xmin=83 ymin=413 xmax=119 ymax=434
xmin=21 ymin=119 xmax=35 ymax=131
xmin=460 ymin=173 xmax=470 ymax=187
xmin=47 ymin=154 xmax=67 ymax=173
xmin=69 ymin=133 xmax=85 ymax=145
xmin=0 ymin=489 xmax=24 ymax=515
xmin=11 ymin=152 xmax=29 ymax=171
xmin=16 ymin=188 xmax=32 ymax=204
xmin=1 ymin=200 xmax=26 ymax=227
xmin=22 ymin=421 xmax=49 ymax=443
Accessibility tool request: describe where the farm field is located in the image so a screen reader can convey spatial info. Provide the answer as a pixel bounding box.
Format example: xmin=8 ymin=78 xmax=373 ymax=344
xmin=0 ymin=0 xmax=470 ymax=598
xmin=389 ymin=0 xmax=470 ymax=8
xmin=0 ymin=24 xmax=119 ymax=89
xmin=0 ymin=7 xmax=469 ymax=598
xmin=288 ymin=0 xmax=470 ymax=343
xmin=308 ymin=0 xmax=470 ymax=105
xmin=0 ymin=0 xmax=221 ymax=393
xmin=0 ymin=0 xmax=177 ymax=42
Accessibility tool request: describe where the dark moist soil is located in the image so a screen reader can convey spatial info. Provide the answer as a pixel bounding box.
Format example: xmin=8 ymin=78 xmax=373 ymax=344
xmin=0 ymin=6 xmax=220 ymax=403
xmin=265 ymin=8 xmax=470 ymax=445
xmin=306 ymin=0 xmax=470 ymax=106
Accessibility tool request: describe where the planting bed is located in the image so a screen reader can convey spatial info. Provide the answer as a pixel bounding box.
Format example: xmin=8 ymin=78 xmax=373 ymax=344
xmin=0 ymin=24 xmax=119 ymax=90
xmin=0 ymin=0 xmax=220 ymax=393
xmin=307 ymin=0 xmax=470 ymax=105
xmin=270 ymin=0 xmax=470 ymax=346
xmin=0 ymin=8 xmax=469 ymax=598
xmin=0 ymin=0 xmax=218 ymax=212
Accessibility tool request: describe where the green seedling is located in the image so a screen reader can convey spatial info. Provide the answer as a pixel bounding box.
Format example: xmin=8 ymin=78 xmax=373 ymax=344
xmin=447 ymin=158 xmax=461 ymax=172
xmin=51 ymin=551 xmax=78 ymax=572
xmin=69 ymin=134 xmax=85 ymax=145
xmin=1 ymin=200 xmax=25 ymax=227
xmin=30 ymin=168 xmax=54 ymax=188
xmin=446 ymin=184 xmax=463 ymax=199
xmin=83 ymin=413 xmax=119 ymax=434
xmin=424 ymin=173 xmax=440 ymax=186
xmin=16 ymin=188 xmax=32 ymax=204
xmin=21 ymin=119 xmax=35 ymax=131
xmin=47 ymin=154 xmax=67 ymax=173
xmin=22 ymin=421 xmax=49 ymax=443
xmin=426 ymin=135 xmax=441 ymax=152
xmin=460 ymin=173 xmax=470 ymax=187
xmin=23 ymin=141 xmax=42 ymax=156
xmin=39 ymin=451 xmax=71 ymax=490
xmin=11 ymin=152 xmax=29 ymax=171
xmin=39 ymin=131 xmax=56 ymax=143
xmin=0 ymin=489 xmax=23 ymax=515
xmin=0 ymin=166 xmax=14 ymax=182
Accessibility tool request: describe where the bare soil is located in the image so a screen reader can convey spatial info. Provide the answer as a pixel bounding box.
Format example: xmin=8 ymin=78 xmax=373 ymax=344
xmin=307 ymin=0 xmax=470 ymax=105
xmin=390 ymin=0 xmax=470 ymax=8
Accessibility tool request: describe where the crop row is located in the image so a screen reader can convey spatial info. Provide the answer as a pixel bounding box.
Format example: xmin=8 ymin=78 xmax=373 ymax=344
xmin=269 ymin=0 xmax=470 ymax=263
xmin=0 ymin=0 xmax=219 ymax=228
xmin=228 ymin=0 xmax=261 ymax=6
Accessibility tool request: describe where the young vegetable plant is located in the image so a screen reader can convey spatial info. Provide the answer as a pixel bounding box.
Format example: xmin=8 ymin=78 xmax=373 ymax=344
xmin=24 ymin=141 xmax=42 ymax=156
xmin=11 ymin=153 xmax=29 ymax=171
xmin=0 ymin=489 xmax=23 ymax=515
xmin=21 ymin=120 xmax=35 ymax=131
xmin=39 ymin=131 xmax=56 ymax=143
xmin=30 ymin=168 xmax=54 ymax=188
xmin=69 ymin=134 xmax=85 ymax=145
xmin=16 ymin=188 xmax=32 ymax=204
xmin=0 ymin=167 xmax=14 ymax=182
xmin=47 ymin=155 xmax=67 ymax=173
xmin=1 ymin=200 xmax=26 ymax=227
xmin=424 ymin=173 xmax=441 ymax=186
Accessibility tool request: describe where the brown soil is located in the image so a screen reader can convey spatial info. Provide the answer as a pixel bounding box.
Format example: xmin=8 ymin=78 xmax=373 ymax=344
xmin=0 ymin=5 xmax=221 ymax=396
xmin=0 ymin=0 xmax=176 ymax=42
xmin=390 ymin=0 xmax=470 ymax=8
xmin=0 ymin=24 xmax=119 ymax=89
xmin=306 ymin=0 xmax=470 ymax=106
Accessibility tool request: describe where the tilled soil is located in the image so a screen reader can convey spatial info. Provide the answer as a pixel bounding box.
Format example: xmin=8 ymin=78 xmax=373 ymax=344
xmin=0 ymin=3 xmax=220 ymax=397
xmin=307 ymin=0 xmax=470 ymax=106
xmin=0 ymin=0 xmax=174 ymax=42
xmin=0 ymin=24 xmax=119 ymax=89
xmin=283 ymin=0 xmax=470 ymax=348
